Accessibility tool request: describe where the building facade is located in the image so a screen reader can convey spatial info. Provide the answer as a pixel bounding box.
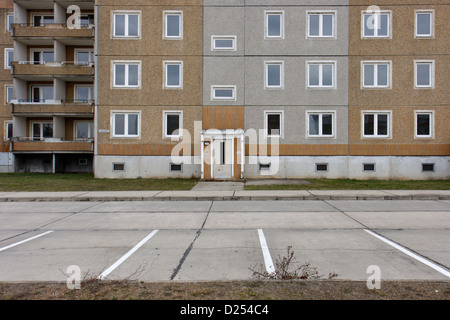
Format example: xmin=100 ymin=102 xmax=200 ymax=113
xmin=2 ymin=0 xmax=449 ymax=179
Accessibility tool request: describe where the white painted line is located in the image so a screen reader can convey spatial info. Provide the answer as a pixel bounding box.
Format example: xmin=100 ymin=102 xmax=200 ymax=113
xmin=257 ymin=229 xmax=275 ymax=274
xmin=0 ymin=231 xmax=54 ymax=252
xmin=364 ymin=229 xmax=450 ymax=278
xmin=98 ymin=230 xmax=159 ymax=280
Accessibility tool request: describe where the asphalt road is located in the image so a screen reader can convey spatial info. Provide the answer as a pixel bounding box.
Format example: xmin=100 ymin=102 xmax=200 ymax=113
xmin=0 ymin=200 xmax=449 ymax=283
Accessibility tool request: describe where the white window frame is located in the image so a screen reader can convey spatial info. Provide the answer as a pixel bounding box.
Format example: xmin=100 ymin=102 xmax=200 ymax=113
xmin=163 ymin=61 xmax=183 ymax=89
xmin=264 ymin=10 xmax=284 ymax=39
xmin=4 ymin=48 xmax=13 ymax=69
xmin=74 ymin=84 xmax=94 ymax=102
xmin=75 ymin=48 xmax=94 ymax=65
xmin=112 ymin=61 xmax=141 ymax=89
xmin=5 ymin=85 xmax=13 ymax=103
xmin=111 ymin=111 xmax=141 ymax=138
xmin=361 ymin=10 xmax=392 ymax=38
xmin=264 ymin=61 xmax=284 ymax=89
xmin=30 ymin=48 xmax=54 ymax=64
xmin=30 ymin=121 xmax=53 ymax=140
xmin=163 ymin=11 xmax=183 ymax=40
xmin=211 ymin=85 xmax=236 ymax=101
xmin=307 ymin=11 xmax=336 ymax=38
xmin=414 ymin=60 xmax=434 ymax=89
xmin=4 ymin=121 xmax=13 ymax=141
xmin=31 ymin=13 xmax=54 ymax=26
xmin=6 ymin=13 xmax=14 ymax=32
xmin=264 ymin=110 xmax=284 ymax=139
xmin=361 ymin=61 xmax=392 ymax=89
xmin=415 ymin=10 xmax=434 ymax=38
xmin=306 ymin=61 xmax=337 ymax=89
xmin=414 ymin=110 xmax=434 ymax=139
xmin=74 ymin=120 xmax=94 ymax=140
xmin=306 ymin=111 xmax=336 ymax=138
xmin=112 ymin=11 xmax=141 ymax=38
xmin=362 ymin=111 xmax=392 ymax=138
xmin=211 ymin=35 xmax=237 ymax=51
xmin=30 ymin=85 xmax=54 ymax=103
xmin=163 ymin=110 xmax=183 ymax=139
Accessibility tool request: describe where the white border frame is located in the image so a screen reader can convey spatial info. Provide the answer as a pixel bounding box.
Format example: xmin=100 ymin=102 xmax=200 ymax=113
xmin=306 ymin=110 xmax=336 ymax=138
xmin=361 ymin=110 xmax=392 ymax=139
xmin=163 ymin=60 xmax=183 ymax=89
xmin=414 ymin=60 xmax=435 ymax=89
xmin=211 ymin=85 xmax=236 ymax=101
xmin=4 ymin=120 xmax=13 ymax=141
xmin=264 ymin=10 xmax=285 ymax=40
xmin=361 ymin=60 xmax=392 ymax=89
xmin=74 ymin=120 xmax=94 ymax=140
xmin=306 ymin=60 xmax=337 ymax=89
xmin=6 ymin=12 xmax=14 ymax=32
xmin=163 ymin=110 xmax=183 ymax=139
xmin=111 ymin=60 xmax=142 ymax=89
xmin=211 ymin=35 xmax=237 ymax=51
xmin=264 ymin=60 xmax=284 ymax=90
xmin=306 ymin=10 xmax=337 ymax=39
xmin=111 ymin=10 xmax=141 ymax=39
xmin=4 ymin=48 xmax=13 ymax=69
xmin=163 ymin=10 xmax=183 ymax=40
xmin=415 ymin=10 xmax=434 ymax=38
xmin=361 ymin=10 xmax=392 ymax=39
xmin=29 ymin=48 xmax=54 ymax=64
xmin=414 ymin=110 xmax=434 ymax=139
xmin=264 ymin=110 xmax=284 ymax=139
xmin=30 ymin=121 xmax=53 ymax=140
xmin=111 ymin=110 xmax=141 ymax=138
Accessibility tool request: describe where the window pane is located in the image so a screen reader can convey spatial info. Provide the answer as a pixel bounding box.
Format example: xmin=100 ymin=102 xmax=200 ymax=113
xmin=322 ymin=114 xmax=333 ymax=135
xmin=114 ymin=14 xmax=125 ymax=36
xmin=167 ymin=64 xmax=180 ymax=86
xmin=42 ymin=87 xmax=53 ymax=101
xmin=7 ymin=51 xmax=13 ymax=67
xmin=214 ymin=89 xmax=233 ymax=98
xmin=309 ymin=15 xmax=320 ymax=36
xmin=322 ymin=14 xmax=333 ymax=36
xmin=322 ymin=64 xmax=333 ymax=86
xmin=309 ymin=114 xmax=319 ymax=135
xmin=364 ymin=64 xmax=374 ymax=86
xmin=416 ymin=64 xmax=430 ymax=86
xmin=77 ymin=52 xmax=90 ymax=64
xmin=6 ymin=87 xmax=13 ymax=103
xmin=76 ymin=87 xmax=90 ymax=101
xmin=378 ymin=14 xmax=389 ymax=36
xmin=417 ymin=13 xmax=431 ymax=35
xmin=114 ymin=114 xmax=125 ymax=135
xmin=128 ymin=15 xmax=139 ymax=36
xmin=267 ymin=64 xmax=281 ymax=86
xmin=309 ymin=64 xmax=320 ymax=86
xmin=43 ymin=52 xmax=54 ymax=63
xmin=76 ymin=122 xmax=89 ymax=139
xmin=215 ymin=39 xmax=233 ymax=48
xmin=33 ymin=123 xmax=41 ymax=140
xmin=417 ymin=114 xmax=430 ymax=136
xmin=377 ymin=114 xmax=388 ymax=135
xmin=267 ymin=114 xmax=280 ymax=136
xmin=127 ymin=114 xmax=138 ymax=135
xmin=267 ymin=14 xmax=281 ymax=37
xmin=42 ymin=123 xmax=53 ymax=138
xmin=43 ymin=16 xmax=54 ymax=25
xmin=7 ymin=123 xmax=12 ymax=139
xmin=114 ymin=64 xmax=125 ymax=86
xmin=363 ymin=14 xmax=374 ymax=36
xmin=128 ymin=64 xmax=139 ymax=86
xmin=166 ymin=114 xmax=180 ymax=136
xmin=166 ymin=14 xmax=180 ymax=37
xmin=364 ymin=114 xmax=374 ymax=135
xmin=377 ymin=64 xmax=388 ymax=86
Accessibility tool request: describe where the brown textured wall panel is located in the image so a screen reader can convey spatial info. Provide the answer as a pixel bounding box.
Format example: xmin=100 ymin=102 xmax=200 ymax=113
xmin=202 ymin=106 xmax=244 ymax=130
xmin=98 ymin=143 xmax=196 ymax=156
xmin=13 ymin=142 xmax=93 ymax=152
xmin=245 ymin=144 xmax=349 ymax=156
xmin=349 ymin=144 xmax=450 ymax=156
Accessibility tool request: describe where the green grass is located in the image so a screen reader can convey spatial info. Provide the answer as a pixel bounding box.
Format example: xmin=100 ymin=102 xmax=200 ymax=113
xmin=0 ymin=173 xmax=198 ymax=192
xmin=244 ymin=179 xmax=450 ymax=191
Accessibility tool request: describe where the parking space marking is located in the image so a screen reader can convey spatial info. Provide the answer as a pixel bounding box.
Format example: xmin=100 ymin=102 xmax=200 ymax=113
xmin=98 ymin=230 xmax=159 ymax=280
xmin=257 ymin=229 xmax=275 ymax=274
xmin=0 ymin=231 xmax=54 ymax=252
xmin=364 ymin=229 xmax=450 ymax=278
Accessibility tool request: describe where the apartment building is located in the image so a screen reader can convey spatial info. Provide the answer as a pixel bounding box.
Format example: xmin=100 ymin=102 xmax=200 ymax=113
xmin=1 ymin=0 xmax=449 ymax=179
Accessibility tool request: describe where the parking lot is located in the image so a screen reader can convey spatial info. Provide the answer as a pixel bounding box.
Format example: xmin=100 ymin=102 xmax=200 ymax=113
xmin=0 ymin=199 xmax=449 ymax=283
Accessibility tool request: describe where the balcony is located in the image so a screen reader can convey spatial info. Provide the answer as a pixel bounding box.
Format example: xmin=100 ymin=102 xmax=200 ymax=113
xmin=11 ymin=61 xmax=94 ymax=80
xmin=10 ymin=100 xmax=94 ymax=116
xmin=12 ymin=23 xmax=94 ymax=45
xmin=11 ymin=137 xmax=94 ymax=153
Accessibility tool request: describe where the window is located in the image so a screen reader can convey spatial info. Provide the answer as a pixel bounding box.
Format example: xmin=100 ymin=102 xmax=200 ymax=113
xmin=75 ymin=49 xmax=94 ymax=65
xmin=422 ymin=163 xmax=435 ymax=172
xmin=211 ymin=36 xmax=237 ymax=51
xmin=78 ymin=158 xmax=88 ymax=166
xmin=363 ymin=163 xmax=376 ymax=172
xmin=316 ymin=163 xmax=328 ymax=172
xmin=211 ymin=85 xmax=236 ymax=101
xmin=415 ymin=60 xmax=434 ymax=88
xmin=112 ymin=112 xmax=140 ymax=137
xmin=5 ymin=121 xmax=13 ymax=140
xmin=31 ymin=122 xmax=53 ymax=140
xmin=362 ymin=61 xmax=391 ymax=88
xmin=164 ymin=111 xmax=183 ymax=138
xmin=75 ymin=85 xmax=94 ymax=102
xmin=265 ymin=11 xmax=284 ymax=39
xmin=32 ymin=14 xmax=54 ymax=26
xmin=265 ymin=111 xmax=283 ymax=138
xmin=259 ymin=163 xmax=271 ymax=171
xmin=6 ymin=13 xmax=13 ymax=32
xmin=307 ymin=61 xmax=335 ymax=88
xmin=308 ymin=12 xmax=335 ymax=38
xmin=363 ymin=112 xmax=391 ymax=138
xmin=164 ymin=61 xmax=183 ymax=89
xmin=5 ymin=85 xmax=13 ymax=103
xmin=265 ymin=61 xmax=284 ymax=89
xmin=75 ymin=121 xmax=94 ymax=139
xmin=113 ymin=163 xmax=125 ymax=171
xmin=31 ymin=85 xmax=54 ymax=103
xmin=164 ymin=11 xmax=182 ymax=39
xmin=170 ymin=163 xmax=182 ymax=172
xmin=307 ymin=112 xmax=335 ymax=137
xmin=113 ymin=12 xmax=140 ymax=38
xmin=415 ymin=111 xmax=433 ymax=138
xmin=31 ymin=49 xmax=54 ymax=65
xmin=4 ymin=48 xmax=13 ymax=69
xmin=415 ymin=10 xmax=433 ymax=38
xmin=113 ymin=61 xmax=141 ymax=88
xmin=362 ymin=11 xmax=391 ymax=38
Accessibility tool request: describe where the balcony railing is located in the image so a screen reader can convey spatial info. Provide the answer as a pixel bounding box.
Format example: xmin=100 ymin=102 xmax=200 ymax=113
xmin=11 ymin=61 xmax=94 ymax=77
xmin=12 ymin=23 xmax=94 ymax=38
xmin=10 ymin=99 xmax=94 ymax=115
xmin=11 ymin=137 xmax=94 ymax=153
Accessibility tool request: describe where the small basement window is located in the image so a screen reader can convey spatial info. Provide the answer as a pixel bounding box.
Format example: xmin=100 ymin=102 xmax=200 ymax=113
xmin=170 ymin=163 xmax=182 ymax=172
xmin=316 ymin=163 xmax=328 ymax=172
xmin=363 ymin=163 xmax=376 ymax=172
xmin=78 ymin=158 xmax=88 ymax=166
xmin=259 ymin=163 xmax=271 ymax=171
xmin=113 ymin=163 xmax=125 ymax=171
xmin=422 ymin=163 xmax=435 ymax=172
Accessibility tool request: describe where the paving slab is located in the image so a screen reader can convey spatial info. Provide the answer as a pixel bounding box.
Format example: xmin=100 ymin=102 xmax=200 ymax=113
xmin=211 ymin=200 xmax=337 ymax=212
xmin=191 ymin=181 xmax=244 ymax=191
xmin=0 ymin=201 xmax=100 ymax=213
xmin=327 ymin=200 xmax=450 ymax=212
xmin=381 ymin=190 xmax=450 ymax=200
xmin=0 ymin=191 xmax=88 ymax=202
xmin=234 ymin=190 xmax=312 ymax=200
xmin=155 ymin=191 xmax=235 ymax=200
xmin=308 ymin=190 xmax=392 ymax=200
xmin=74 ymin=191 xmax=161 ymax=201
xmin=87 ymin=200 xmax=212 ymax=213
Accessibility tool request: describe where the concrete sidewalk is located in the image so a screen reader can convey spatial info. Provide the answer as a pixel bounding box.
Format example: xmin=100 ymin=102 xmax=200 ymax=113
xmin=0 ymin=189 xmax=449 ymax=202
